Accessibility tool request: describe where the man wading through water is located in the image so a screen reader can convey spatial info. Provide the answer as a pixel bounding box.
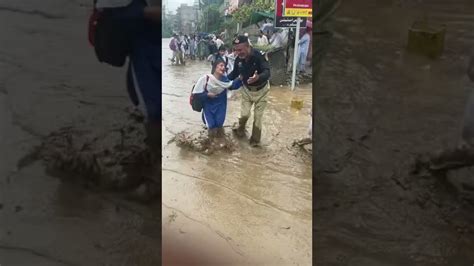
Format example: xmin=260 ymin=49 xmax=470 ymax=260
xmin=228 ymin=35 xmax=271 ymax=146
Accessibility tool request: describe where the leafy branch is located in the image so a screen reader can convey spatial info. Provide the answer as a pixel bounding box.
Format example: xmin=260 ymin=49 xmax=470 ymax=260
xmin=231 ymin=0 xmax=274 ymax=24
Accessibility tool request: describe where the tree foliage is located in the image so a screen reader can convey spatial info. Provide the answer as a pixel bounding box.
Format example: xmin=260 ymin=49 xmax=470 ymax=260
xmin=200 ymin=0 xmax=224 ymax=6
xmin=231 ymin=0 xmax=274 ymax=24
xmin=162 ymin=13 xmax=174 ymax=38
xmin=199 ymin=4 xmax=224 ymax=33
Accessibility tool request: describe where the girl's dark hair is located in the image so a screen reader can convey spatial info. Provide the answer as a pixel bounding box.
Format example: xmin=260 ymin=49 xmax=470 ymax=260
xmin=211 ymin=58 xmax=226 ymax=74
xmin=218 ymin=45 xmax=226 ymax=51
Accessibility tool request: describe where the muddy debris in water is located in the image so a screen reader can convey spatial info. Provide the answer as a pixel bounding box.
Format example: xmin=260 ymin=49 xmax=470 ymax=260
xmin=172 ymin=130 xmax=236 ymax=155
xmin=292 ymin=137 xmax=313 ymax=155
xmin=17 ymin=109 xmax=160 ymax=203
xmin=413 ymin=146 xmax=474 ymax=174
xmin=127 ymin=179 xmax=160 ymax=203
xmin=411 ymin=146 xmax=474 ymax=203
xmin=286 ymin=72 xmax=313 ymax=86
xmin=375 ymin=147 xmax=474 ymax=241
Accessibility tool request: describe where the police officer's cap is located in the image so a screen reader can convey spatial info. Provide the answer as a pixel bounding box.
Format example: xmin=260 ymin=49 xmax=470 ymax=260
xmin=233 ymin=35 xmax=249 ymax=45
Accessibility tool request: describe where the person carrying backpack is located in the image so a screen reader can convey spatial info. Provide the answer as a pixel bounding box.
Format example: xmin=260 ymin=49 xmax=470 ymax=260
xmin=169 ymin=34 xmax=178 ymax=63
xmin=92 ymin=0 xmax=161 ymax=149
xmin=191 ymin=59 xmax=242 ymax=141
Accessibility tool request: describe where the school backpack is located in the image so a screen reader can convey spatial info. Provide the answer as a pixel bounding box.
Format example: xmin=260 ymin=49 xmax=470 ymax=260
xmin=189 ymin=75 xmax=209 ymax=112
xmin=169 ymin=39 xmax=177 ymax=51
xmin=88 ymin=0 xmax=134 ymax=67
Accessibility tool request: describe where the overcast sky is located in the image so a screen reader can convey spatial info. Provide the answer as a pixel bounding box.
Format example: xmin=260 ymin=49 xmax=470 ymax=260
xmin=164 ymin=0 xmax=195 ymax=14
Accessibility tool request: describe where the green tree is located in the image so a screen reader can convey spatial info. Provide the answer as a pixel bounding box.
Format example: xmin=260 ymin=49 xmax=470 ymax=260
xmin=199 ymin=0 xmax=224 ymax=6
xmin=162 ymin=13 xmax=174 ymax=38
xmin=231 ymin=0 xmax=274 ymax=25
xmin=200 ymin=4 xmax=224 ymax=33
xmin=162 ymin=16 xmax=172 ymax=37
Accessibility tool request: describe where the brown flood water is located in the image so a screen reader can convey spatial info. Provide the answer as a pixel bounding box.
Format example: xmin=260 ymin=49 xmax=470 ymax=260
xmin=162 ymin=39 xmax=313 ymax=264
xmin=316 ymin=0 xmax=474 ymax=265
xmin=0 ymin=0 xmax=312 ymax=263
xmin=0 ymin=1 xmax=160 ymax=265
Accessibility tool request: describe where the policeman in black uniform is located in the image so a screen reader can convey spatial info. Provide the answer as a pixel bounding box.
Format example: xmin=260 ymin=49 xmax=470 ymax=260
xmin=228 ymin=35 xmax=271 ymax=146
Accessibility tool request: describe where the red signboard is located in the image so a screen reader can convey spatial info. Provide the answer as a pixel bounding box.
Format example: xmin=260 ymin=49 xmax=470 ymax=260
xmin=276 ymin=0 xmax=284 ymax=16
xmin=275 ymin=0 xmax=306 ymax=27
xmin=284 ymin=0 xmax=312 ymax=17
xmin=285 ymin=0 xmax=312 ymax=9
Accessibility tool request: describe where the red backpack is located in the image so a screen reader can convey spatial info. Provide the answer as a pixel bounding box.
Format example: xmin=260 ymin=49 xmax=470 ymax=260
xmin=87 ymin=0 xmax=134 ymax=67
xmin=88 ymin=1 xmax=100 ymax=46
xmin=169 ymin=39 xmax=177 ymax=51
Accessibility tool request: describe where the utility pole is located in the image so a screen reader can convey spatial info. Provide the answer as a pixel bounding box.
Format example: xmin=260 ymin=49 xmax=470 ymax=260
xmin=291 ymin=18 xmax=301 ymax=91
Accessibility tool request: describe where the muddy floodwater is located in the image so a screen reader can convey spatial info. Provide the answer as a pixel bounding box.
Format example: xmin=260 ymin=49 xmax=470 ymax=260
xmin=0 ymin=1 xmax=160 ymax=265
xmin=0 ymin=0 xmax=311 ymax=263
xmin=162 ymin=39 xmax=312 ymax=264
xmin=315 ymin=0 xmax=474 ymax=265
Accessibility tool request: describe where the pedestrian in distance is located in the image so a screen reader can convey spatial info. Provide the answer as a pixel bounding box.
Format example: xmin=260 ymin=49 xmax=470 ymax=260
xmin=210 ymin=45 xmax=230 ymax=75
xmin=297 ymin=27 xmax=311 ymax=74
xmin=197 ymin=36 xmax=207 ymax=60
xmin=169 ymin=34 xmax=178 ymax=64
xmin=257 ymin=30 xmax=269 ymax=46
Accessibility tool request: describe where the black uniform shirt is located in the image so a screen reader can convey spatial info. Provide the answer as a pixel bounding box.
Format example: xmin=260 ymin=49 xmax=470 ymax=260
xmin=228 ymin=48 xmax=271 ymax=88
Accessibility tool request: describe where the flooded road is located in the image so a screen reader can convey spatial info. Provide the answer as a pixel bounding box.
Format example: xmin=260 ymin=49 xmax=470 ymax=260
xmin=0 ymin=0 xmax=311 ymax=264
xmin=316 ymin=0 xmax=474 ymax=265
xmin=0 ymin=1 xmax=163 ymax=265
xmin=162 ymin=39 xmax=312 ymax=264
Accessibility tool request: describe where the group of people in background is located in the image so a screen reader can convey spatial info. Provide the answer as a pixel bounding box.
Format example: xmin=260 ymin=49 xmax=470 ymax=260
xmin=169 ymin=22 xmax=312 ymax=74
xmin=255 ymin=24 xmax=312 ymax=74
xmin=169 ymin=31 xmax=237 ymax=80
xmin=169 ymin=32 xmax=228 ymax=66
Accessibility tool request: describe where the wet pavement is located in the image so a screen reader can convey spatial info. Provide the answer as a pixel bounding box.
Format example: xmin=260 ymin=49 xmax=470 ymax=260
xmin=315 ymin=0 xmax=474 ymax=265
xmin=162 ymin=39 xmax=312 ymax=264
